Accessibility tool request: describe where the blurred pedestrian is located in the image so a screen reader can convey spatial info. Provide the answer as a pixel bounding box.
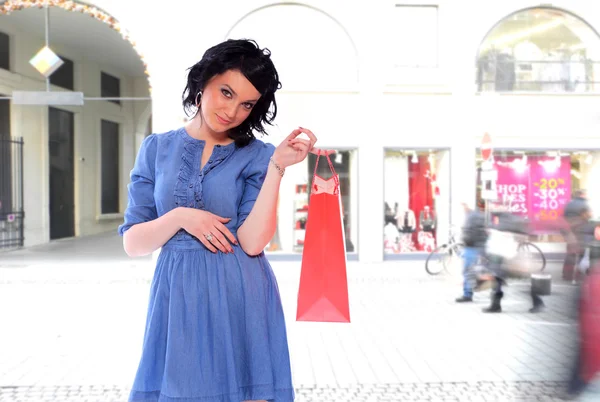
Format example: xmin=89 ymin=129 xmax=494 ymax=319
xmin=563 ymin=189 xmax=592 ymax=283
xmin=482 ymin=210 xmax=545 ymax=313
xmin=455 ymin=201 xmax=488 ymax=303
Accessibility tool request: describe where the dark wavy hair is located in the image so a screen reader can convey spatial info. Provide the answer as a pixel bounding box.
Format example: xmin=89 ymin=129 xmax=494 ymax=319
xmin=182 ymin=39 xmax=282 ymax=147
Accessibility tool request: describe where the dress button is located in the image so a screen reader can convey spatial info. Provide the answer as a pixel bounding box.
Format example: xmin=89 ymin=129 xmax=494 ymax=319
xmin=189 ymin=184 xmax=193 ymax=188
xmin=209 ymin=160 xmax=213 ymax=164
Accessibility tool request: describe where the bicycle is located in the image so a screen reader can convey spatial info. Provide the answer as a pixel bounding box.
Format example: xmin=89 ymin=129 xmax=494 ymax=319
xmin=425 ymin=227 xmax=547 ymax=276
xmin=513 ymin=240 xmax=546 ymax=273
xmin=425 ymin=226 xmax=464 ymax=276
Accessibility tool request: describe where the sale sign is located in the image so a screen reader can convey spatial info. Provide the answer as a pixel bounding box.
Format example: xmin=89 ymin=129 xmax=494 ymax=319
xmin=490 ymin=155 xmax=571 ymax=232
xmin=493 ymin=158 xmax=530 ymax=217
xmin=530 ymin=156 xmax=571 ymax=222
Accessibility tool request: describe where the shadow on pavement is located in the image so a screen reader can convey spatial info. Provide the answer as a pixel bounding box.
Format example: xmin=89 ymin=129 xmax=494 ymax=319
xmin=0 ymin=231 xmax=151 ymax=267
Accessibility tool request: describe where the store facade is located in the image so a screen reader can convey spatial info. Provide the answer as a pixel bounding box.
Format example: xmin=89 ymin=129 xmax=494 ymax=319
xmin=3 ymin=1 xmax=600 ymax=263
xmin=0 ymin=1 xmax=151 ymax=249
xmin=383 ymin=148 xmax=451 ymax=256
xmin=475 ymin=148 xmax=600 ymax=254
xmin=467 ymin=5 xmax=600 ymax=255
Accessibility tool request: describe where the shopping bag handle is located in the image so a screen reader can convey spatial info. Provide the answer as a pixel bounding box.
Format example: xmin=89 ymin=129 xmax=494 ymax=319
xmin=313 ymin=153 xmax=339 ymax=178
xmin=313 ymin=152 xmax=340 ymax=195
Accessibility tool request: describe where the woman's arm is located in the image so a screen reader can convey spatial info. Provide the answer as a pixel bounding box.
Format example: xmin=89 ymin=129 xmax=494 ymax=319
xmin=237 ymin=128 xmax=324 ymax=256
xmin=123 ymin=208 xmax=183 ymax=257
xmin=124 ymin=207 xmax=237 ymax=257
xmin=236 ymin=162 xmax=282 ymax=256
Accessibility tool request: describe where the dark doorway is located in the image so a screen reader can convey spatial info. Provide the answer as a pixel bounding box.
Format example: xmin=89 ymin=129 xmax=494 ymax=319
xmin=0 ymin=96 xmax=11 ymax=216
xmin=49 ymin=107 xmax=75 ymax=240
xmin=101 ymin=119 xmax=119 ymax=214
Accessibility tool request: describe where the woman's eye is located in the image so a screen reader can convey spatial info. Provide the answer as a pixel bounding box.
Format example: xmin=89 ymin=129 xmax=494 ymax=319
xmin=221 ymin=89 xmax=232 ymax=98
xmin=243 ymin=103 xmax=253 ymax=110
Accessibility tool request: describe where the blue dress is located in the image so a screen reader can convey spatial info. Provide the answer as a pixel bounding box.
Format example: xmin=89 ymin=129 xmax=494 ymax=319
xmin=118 ymin=127 xmax=294 ymax=402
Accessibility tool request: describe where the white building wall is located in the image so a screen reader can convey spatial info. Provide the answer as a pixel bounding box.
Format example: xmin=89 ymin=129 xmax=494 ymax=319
xmin=5 ymin=0 xmax=600 ymax=260
xmin=0 ymin=15 xmax=149 ymax=247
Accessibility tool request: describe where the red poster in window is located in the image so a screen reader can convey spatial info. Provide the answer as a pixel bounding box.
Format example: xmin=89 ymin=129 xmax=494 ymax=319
xmin=529 ymin=156 xmax=571 ymax=224
xmin=492 ymin=156 xmax=571 ymax=234
xmin=493 ymin=157 xmax=530 ymax=217
xmin=408 ymin=155 xmax=435 ymax=251
xmin=296 ymin=154 xmax=350 ymax=323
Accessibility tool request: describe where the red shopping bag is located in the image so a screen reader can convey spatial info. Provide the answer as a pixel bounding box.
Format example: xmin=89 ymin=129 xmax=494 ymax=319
xmin=296 ymin=153 xmax=350 ymax=323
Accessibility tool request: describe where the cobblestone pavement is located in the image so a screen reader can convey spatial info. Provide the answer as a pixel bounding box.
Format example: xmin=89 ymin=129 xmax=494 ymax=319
xmin=0 ymin=381 xmax=574 ymax=401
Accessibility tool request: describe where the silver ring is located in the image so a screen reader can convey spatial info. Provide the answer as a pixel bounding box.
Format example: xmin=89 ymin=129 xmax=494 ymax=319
xmin=204 ymin=233 xmax=213 ymax=242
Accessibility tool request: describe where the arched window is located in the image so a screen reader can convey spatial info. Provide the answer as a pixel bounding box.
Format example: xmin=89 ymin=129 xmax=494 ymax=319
xmin=477 ymin=7 xmax=600 ymax=93
xmin=227 ymin=4 xmax=358 ymax=92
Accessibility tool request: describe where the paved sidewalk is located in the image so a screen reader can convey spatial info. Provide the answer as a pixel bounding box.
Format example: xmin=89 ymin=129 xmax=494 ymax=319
xmin=0 ymin=233 xmax=582 ymax=401
xmin=0 ymin=382 xmax=572 ymax=401
xmin=0 ymin=231 xmax=151 ymax=267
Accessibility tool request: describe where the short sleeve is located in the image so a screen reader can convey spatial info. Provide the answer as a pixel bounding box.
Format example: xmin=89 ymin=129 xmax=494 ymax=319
xmin=118 ymin=134 xmax=158 ymax=236
xmin=237 ymin=141 xmax=275 ymax=227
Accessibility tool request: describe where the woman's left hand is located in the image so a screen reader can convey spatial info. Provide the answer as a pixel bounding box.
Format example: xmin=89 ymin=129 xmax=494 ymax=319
xmin=272 ymin=127 xmax=335 ymax=169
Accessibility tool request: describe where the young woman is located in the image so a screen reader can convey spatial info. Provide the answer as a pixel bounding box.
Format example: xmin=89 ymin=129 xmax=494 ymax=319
xmin=119 ymin=39 xmax=328 ymax=402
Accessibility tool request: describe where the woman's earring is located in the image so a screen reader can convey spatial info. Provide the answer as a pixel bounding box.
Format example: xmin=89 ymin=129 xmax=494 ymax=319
xmin=195 ymin=91 xmax=202 ymax=107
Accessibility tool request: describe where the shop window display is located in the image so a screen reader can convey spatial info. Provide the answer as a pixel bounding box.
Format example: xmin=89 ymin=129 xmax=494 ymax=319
xmin=477 ymin=7 xmax=600 ymax=93
xmin=476 ymin=150 xmax=600 ymax=241
xmin=292 ymin=184 xmax=309 ymax=252
xmin=384 ymin=149 xmax=450 ymax=254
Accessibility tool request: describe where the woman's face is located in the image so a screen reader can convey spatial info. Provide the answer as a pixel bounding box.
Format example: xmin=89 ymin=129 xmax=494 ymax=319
xmin=199 ymin=69 xmax=261 ymax=134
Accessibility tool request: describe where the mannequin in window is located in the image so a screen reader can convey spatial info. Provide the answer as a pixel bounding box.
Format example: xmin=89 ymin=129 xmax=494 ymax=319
xmin=495 ymin=49 xmax=515 ymax=91
xmin=397 ymin=209 xmax=416 ymax=233
xmin=418 ymin=206 xmax=437 ymax=252
xmin=420 ymin=206 xmax=436 ymax=233
xmin=477 ymin=52 xmax=494 ymax=91
xmin=384 ymin=215 xmax=400 ymax=254
xmin=396 ymin=208 xmax=416 ymax=253
xmin=480 ymin=48 xmax=499 ymax=91
xmin=384 ymin=202 xmax=391 ymax=219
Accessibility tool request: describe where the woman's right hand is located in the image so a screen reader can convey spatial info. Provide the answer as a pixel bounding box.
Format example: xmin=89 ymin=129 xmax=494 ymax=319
xmin=178 ymin=208 xmax=237 ymax=253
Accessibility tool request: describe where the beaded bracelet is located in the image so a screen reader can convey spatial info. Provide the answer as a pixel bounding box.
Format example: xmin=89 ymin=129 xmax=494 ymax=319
xmin=269 ymin=157 xmax=285 ymax=177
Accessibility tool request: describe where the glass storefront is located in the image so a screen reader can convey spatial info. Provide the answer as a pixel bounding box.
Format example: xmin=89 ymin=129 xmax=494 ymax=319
xmin=266 ymin=148 xmax=359 ymax=255
xmin=476 ymin=149 xmax=600 ymax=242
xmin=477 ymin=7 xmax=600 ymax=93
xmin=383 ymin=149 xmax=450 ymax=255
